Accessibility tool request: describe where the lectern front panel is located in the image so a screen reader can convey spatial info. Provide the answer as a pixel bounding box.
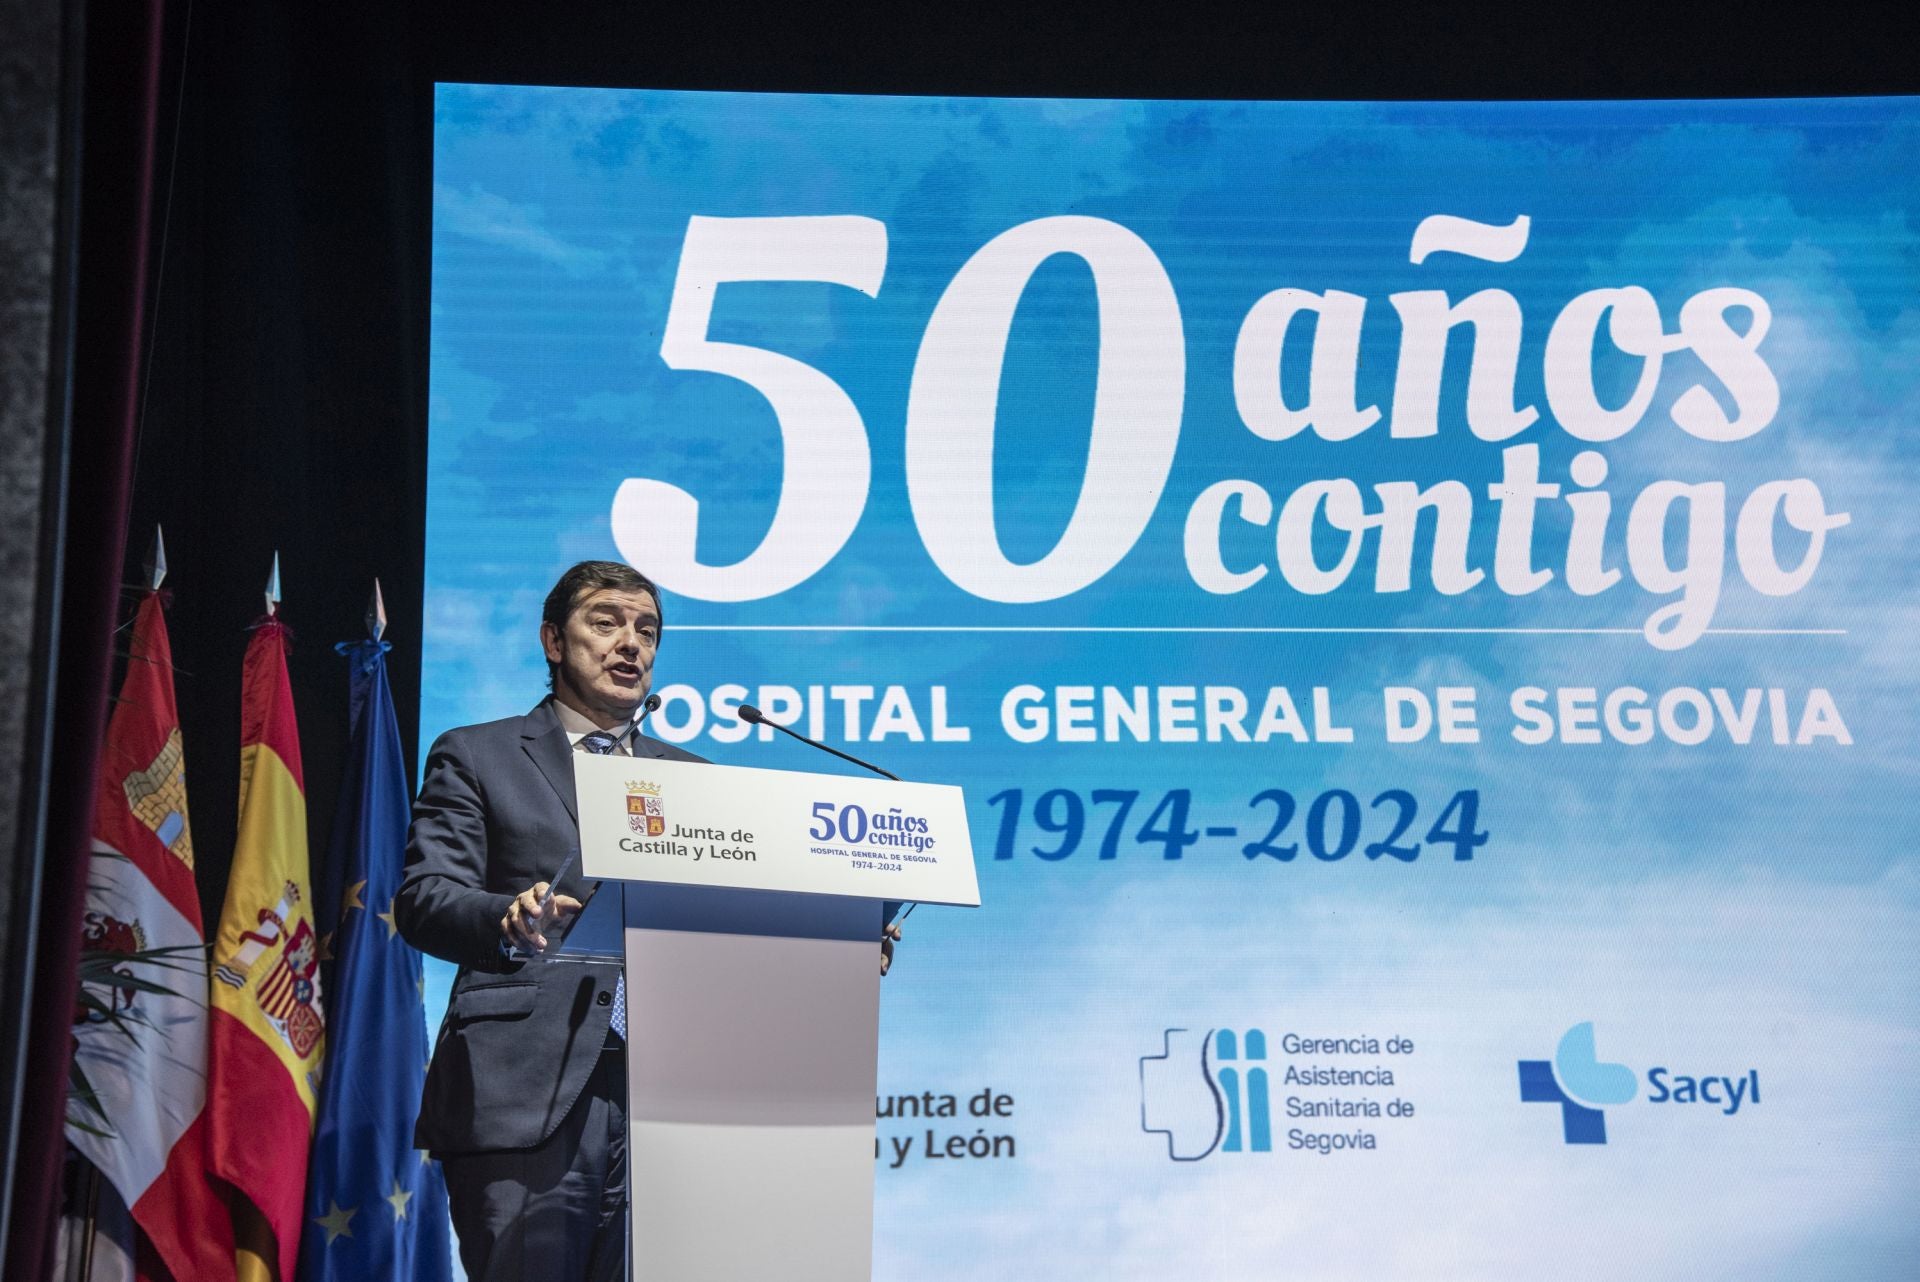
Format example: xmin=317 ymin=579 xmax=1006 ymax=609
xmin=624 ymin=892 xmax=882 ymax=1281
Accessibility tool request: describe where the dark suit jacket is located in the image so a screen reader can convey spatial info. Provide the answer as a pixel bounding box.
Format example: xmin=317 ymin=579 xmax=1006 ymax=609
xmin=396 ymin=697 xmax=707 ymax=1155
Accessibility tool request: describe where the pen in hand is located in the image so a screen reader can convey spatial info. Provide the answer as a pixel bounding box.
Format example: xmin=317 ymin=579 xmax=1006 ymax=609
xmin=508 ymin=850 xmax=580 ymax=956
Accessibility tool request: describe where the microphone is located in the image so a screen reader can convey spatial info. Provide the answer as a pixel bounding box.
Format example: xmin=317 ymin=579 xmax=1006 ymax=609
xmin=736 ymin=704 xmax=900 ymax=780
xmin=600 ymin=692 xmax=662 ymax=758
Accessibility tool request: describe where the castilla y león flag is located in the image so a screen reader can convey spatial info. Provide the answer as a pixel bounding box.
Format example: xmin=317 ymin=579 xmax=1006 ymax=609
xmin=209 ymin=617 xmax=325 ymax=1282
xmin=68 ymin=591 xmax=232 ymax=1281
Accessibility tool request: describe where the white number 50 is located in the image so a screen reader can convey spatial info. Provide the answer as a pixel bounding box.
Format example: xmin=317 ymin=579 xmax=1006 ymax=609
xmin=615 ymin=213 xmax=1184 ymax=605
xmin=612 ymin=215 xmax=887 ymax=601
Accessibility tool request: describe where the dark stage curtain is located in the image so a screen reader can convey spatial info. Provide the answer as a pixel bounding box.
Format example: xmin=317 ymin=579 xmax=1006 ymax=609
xmin=3 ymin=4 xmax=166 ymax=1280
xmin=125 ymin=2 xmax=429 ymax=938
xmin=7 ymin=4 xmax=429 ymax=1277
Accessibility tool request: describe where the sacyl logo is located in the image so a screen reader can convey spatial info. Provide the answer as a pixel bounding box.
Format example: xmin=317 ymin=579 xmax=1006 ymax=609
xmin=1139 ymin=1028 xmax=1271 ymax=1160
xmin=1518 ymin=1021 xmax=1637 ymax=1144
xmin=1519 ymin=1021 xmax=1760 ymax=1145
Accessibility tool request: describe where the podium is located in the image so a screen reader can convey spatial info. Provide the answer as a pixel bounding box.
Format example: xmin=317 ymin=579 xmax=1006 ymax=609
xmin=567 ymin=754 xmax=980 ymax=1282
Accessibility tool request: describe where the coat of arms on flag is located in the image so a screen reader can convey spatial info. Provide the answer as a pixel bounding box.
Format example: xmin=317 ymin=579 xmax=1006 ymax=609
xmin=213 ymin=880 xmax=324 ymax=1059
xmin=123 ymin=726 xmax=193 ymax=865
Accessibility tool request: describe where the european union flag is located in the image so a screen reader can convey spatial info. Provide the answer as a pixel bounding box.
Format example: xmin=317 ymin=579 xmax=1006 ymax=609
xmin=298 ymin=638 xmax=452 ymax=1281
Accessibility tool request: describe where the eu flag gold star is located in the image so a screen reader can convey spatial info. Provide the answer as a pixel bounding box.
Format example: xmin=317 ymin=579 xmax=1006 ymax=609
xmin=377 ymin=898 xmax=399 ymax=939
xmin=342 ymin=878 xmax=368 ymax=916
xmin=314 ymin=1200 xmax=356 ymax=1244
xmin=385 ymin=1178 xmax=414 ymax=1222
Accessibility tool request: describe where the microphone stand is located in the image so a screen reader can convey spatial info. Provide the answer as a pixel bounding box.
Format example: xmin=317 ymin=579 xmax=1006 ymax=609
xmin=736 ymin=703 xmax=914 ymax=924
xmin=736 ymin=703 xmax=899 ymax=780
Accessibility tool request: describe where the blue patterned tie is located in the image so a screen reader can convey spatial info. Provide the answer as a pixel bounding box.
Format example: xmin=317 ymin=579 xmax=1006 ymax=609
xmin=577 ymin=730 xmax=626 ymax=1039
xmin=579 ymin=729 xmax=621 ymax=755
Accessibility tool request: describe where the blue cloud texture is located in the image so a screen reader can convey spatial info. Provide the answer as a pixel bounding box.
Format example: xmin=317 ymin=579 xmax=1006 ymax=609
xmin=426 ymin=87 xmax=1919 ymax=1279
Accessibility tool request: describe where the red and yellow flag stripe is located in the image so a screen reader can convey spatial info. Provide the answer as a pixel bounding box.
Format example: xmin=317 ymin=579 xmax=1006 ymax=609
xmin=209 ymin=618 xmax=325 ymax=1282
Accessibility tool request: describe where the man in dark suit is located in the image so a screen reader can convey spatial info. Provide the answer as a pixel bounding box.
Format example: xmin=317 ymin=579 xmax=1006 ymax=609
xmin=396 ymin=561 xmax=704 ymax=1282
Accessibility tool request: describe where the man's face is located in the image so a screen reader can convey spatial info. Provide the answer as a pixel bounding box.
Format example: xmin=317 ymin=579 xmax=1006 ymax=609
xmin=541 ymin=587 xmax=660 ymax=723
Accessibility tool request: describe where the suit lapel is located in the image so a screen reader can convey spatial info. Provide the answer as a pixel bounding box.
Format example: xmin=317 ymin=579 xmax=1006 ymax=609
xmin=521 ymin=700 xmax=579 ymax=824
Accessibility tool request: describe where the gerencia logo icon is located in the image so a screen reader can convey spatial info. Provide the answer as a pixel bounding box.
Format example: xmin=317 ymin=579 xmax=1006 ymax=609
xmin=1139 ymin=1028 xmax=1271 ymax=1160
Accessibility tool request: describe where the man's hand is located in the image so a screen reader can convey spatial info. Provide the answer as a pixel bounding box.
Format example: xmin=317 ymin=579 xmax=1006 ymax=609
xmin=500 ymin=881 xmax=583 ymax=954
xmin=881 ymin=921 xmax=902 ymax=976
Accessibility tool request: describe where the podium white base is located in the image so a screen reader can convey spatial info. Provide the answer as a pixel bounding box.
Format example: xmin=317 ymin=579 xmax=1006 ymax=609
xmin=624 ymin=887 xmax=881 ymax=1282
xmin=628 ymin=1121 xmax=873 ymax=1281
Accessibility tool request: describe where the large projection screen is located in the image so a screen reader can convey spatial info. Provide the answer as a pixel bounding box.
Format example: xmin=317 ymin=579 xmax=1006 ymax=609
xmin=425 ymin=87 xmax=1917 ymax=1279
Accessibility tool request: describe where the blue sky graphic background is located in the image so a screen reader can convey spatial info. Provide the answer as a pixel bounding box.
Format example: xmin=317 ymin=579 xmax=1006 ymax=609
xmin=426 ymin=87 xmax=1919 ymax=1279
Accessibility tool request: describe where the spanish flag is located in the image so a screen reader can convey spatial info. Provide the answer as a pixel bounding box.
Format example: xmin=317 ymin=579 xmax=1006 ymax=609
xmin=209 ymin=617 xmax=324 ymax=1281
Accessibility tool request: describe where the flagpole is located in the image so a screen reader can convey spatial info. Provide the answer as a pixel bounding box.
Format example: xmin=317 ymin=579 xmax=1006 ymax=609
xmin=75 ymin=1157 xmax=99 ymax=1282
xmin=75 ymin=536 xmax=147 ymax=1282
xmin=72 ymin=526 xmax=161 ymax=1281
